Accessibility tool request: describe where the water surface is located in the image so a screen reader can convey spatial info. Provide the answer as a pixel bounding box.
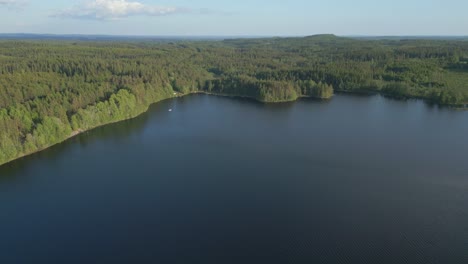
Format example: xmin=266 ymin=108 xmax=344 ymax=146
xmin=1 ymin=94 xmax=468 ymax=264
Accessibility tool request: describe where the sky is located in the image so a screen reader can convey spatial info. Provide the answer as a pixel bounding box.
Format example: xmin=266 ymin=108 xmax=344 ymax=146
xmin=0 ymin=0 xmax=467 ymax=36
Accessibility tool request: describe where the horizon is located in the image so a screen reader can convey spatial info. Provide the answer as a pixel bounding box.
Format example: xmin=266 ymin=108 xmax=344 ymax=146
xmin=0 ymin=0 xmax=467 ymax=36
xmin=1 ymin=33 xmax=468 ymax=38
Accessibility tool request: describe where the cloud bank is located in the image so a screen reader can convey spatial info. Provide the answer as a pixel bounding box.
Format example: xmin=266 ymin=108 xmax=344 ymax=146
xmin=53 ymin=0 xmax=185 ymax=20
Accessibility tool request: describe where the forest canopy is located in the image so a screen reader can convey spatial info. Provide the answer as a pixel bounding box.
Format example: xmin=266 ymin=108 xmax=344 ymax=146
xmin=0 ymin=35 xmax=468 ymax=165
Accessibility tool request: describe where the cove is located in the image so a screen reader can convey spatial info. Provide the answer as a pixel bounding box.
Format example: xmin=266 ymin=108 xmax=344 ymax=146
xmin=0 ymin=94 xmax=468 ymax=264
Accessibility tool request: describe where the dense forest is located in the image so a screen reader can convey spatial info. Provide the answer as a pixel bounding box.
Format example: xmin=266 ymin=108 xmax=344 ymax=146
xmin=0 ymin=35 xmax=468 ymax=165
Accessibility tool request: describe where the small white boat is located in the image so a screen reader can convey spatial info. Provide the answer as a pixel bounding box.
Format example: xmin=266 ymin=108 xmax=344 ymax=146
xmin=168 ymin=109 xmax=173 ymax=112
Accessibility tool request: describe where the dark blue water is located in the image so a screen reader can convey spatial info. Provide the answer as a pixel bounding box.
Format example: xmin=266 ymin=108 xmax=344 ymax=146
xmin=1 ymin=94 xmax=468 ymax=264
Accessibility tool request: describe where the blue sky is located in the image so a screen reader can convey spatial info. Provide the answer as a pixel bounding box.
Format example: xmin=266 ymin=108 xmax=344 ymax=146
xmin=0 ymin=0 xmax=467 ymax=36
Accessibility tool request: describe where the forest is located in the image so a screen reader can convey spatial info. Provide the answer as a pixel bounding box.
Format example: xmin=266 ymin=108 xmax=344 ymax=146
xmin=0 ymin=34 xmax=468 ymax=166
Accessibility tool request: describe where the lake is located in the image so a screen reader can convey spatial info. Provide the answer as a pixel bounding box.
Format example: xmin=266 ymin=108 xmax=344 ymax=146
xmin=1 ymin=94 xmax=468 ymax=264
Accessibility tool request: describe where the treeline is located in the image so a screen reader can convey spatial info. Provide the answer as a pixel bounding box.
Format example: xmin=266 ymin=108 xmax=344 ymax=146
xmin=0 ymin=41 xmax=208 ymax=165
xmin=1 ymin=36 xmax=468 ymax=165
xmin=203 ymin=76 xmax=333 ymax=102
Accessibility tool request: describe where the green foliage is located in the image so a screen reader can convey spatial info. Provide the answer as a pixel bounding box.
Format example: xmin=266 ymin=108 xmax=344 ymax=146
xmin=258 ymin=81 xmax=298 ymax=102
xmin=29 ymin=117 xmax=72 ymax=149
xmin=0 ymin=36 xmax=468 ymax=165
xmin=297 ymin=80 xmax=333 ymax=99
xmin=71 ymin=89 xmax=144 ymax=130
xmin=0 ymin=134 xmax=19 ymax=164
xmin=382 ymin=82 xmax=412 ymax=98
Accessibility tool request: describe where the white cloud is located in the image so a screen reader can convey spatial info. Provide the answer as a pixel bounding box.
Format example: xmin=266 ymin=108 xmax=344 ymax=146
xmin=52 ymin=0 xmax=185 ymax=20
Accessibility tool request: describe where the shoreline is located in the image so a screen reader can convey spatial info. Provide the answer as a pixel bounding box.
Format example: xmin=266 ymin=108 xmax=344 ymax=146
xmin=0 ymin=91 xmax=466 ymax=168
xmin=0 ymin=94 xmax=178 ymax=168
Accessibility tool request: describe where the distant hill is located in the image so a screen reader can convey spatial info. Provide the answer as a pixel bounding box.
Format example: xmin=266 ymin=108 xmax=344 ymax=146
xmin=351 ymin=36 xmax=468 ymax=41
